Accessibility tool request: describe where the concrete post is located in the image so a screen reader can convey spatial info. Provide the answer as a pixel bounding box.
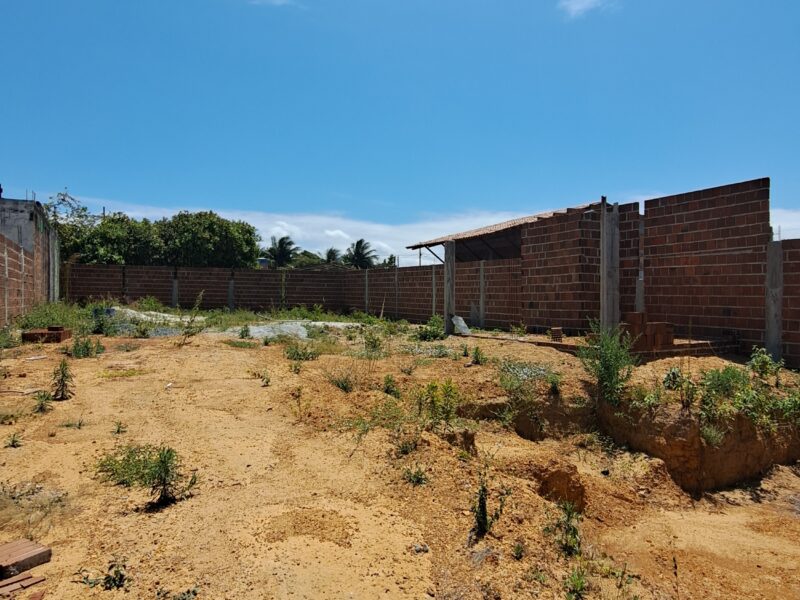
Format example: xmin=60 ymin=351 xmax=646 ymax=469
xmin=171 ymin=269 xmax=179 ymax=308
xmin=228 ymin=271 xmax=235 ymax=311
xmin=3 ymin=248 xmax=8 ymax=325
xmin=765 ymin=240 xmax=783 ymax=360
xmin=431 ymin=266 xmax=436 ymax=317
xmin=444 ymin=240 xmax=455 ymax=335
xmin=599 ymin=199 xmax=620 ymax=329
xmin=394 ymin=266 xmax=399 ymax=319
xmin=479 ymin=260 xmax=486 ymax=328
xmin=364 ymin=269 xmax=369 ymax=313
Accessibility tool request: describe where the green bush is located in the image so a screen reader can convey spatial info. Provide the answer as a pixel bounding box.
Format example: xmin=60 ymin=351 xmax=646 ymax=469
xmin=239 ymin=324 xmax=251 ymax=339
xmin=382 ymin=374 xmax=401 ymax=398
xmin=748 ymin=346 xmax=783 ymax=380
xmin=415 ymin=315 xmax=446 ymax=341
xmin=577 ymin=321 xmax=636 ymax=406
xmin=471 ymin=346 xmax=488 ymax=365
xmin=548 ymin=501 xmax=582 ymax=557
xmin=328 ymin=371 xmax=355 ymax=393
xmin=66 ymin=335 xmax=105 ymax=358
xmin=412 ymin=379 xmax=462 ymax=429
xmin=564 ymin=566 xmax=588 ymax=600
xmin=284 ymin=342 xmax=320 ymax=361
xmin=33 ymin=391 xmax=54 ymax=414
xmin=16 ymin=302 xmax=94 ymax=335
xmin=97 ymin=444 xmax=196 ymax=507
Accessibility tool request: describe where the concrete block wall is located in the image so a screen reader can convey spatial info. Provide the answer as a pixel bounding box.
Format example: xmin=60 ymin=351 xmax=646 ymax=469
xmin=285 ymin=270 xmax=345 ymax=311
xmin=618 ymin=202 xmax=641 ymax=315
xmin=1 ymin=233 xmax=34 ymax=325
xmin=454 ymin=259 xmax=521 ymax=328
xmin=643 ymin=178 xmax=772 ymax=346
xmin=782 ymin=239 xmax=800 ymax=368
xmin=233 ymin=269 xmax=282 ymax=310
xmin=520 ymin=207 xmax=601 ymax=332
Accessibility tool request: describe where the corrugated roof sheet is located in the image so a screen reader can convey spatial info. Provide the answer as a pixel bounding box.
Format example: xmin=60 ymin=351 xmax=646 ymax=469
xmin=407 ymin=206 xmax=589 ymax=249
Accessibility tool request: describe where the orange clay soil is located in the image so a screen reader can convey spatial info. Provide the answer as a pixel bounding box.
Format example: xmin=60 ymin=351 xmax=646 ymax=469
xmin=1 ymin=332 xmax=799 ymax=599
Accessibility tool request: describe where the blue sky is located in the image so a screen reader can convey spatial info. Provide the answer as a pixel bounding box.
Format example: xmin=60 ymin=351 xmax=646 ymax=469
xmin=2 ymin=0 xmax=799 ymax=262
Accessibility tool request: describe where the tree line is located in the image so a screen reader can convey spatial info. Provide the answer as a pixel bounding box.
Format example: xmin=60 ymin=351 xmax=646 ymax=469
xmin=46 ymin=191 xmax=395 ymax=269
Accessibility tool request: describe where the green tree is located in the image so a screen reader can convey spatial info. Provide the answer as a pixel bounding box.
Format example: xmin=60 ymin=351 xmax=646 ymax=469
xmin=264 ymin=235 xmax=299 ymax=268
xmin=156 ymin=211 xmax=260 ymax=268
xmin=323 ymin=247 xmax=342 ymax=264
xmin=81 ymin=214 xmax=164 ymax=265
xmin=343 ymin=239 xmax=377 ymax=269
xmin=380 ymin=254 xmax=397 ymax=268
xmin=293 ymin=250 xmax=324 ymax=268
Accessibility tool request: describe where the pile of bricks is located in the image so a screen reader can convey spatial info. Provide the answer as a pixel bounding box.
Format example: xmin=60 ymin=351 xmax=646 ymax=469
xmin=622 ymin=312 xmax=675 ymax=351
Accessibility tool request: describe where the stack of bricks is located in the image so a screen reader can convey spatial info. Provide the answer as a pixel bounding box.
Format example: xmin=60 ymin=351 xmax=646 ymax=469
xmin=622 ymin=312 xmax=675 ymax=351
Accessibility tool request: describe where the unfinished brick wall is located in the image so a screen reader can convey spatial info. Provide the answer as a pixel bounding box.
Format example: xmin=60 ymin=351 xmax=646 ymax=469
xmin=643 ymin=178 xmax=772 ymax=346
xmin=520 ymin=207 xmax=601 ymax=332
xmin=127 ymin=266 xmax=174 ymax=306
xmin=782 ymin=239 xmax=800 ymax=368
xmin=233 ymin=269 xmax=282 ymax=310
xmin=1 ymin=234 xmax=33 ymax=325
xmin=619 ymin=202 xmax=641 ymax=315
xmin=285 ymin=270 xmax=345 ymax=311
xmin=455 ymin=259 xmax=521 ymax=328
xmin=64 ymin=264 xmax=124 ymax=301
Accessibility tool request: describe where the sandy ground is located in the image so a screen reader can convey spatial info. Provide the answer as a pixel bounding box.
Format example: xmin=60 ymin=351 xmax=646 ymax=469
xmin=1 ymin=333 xmax=799 ymax=599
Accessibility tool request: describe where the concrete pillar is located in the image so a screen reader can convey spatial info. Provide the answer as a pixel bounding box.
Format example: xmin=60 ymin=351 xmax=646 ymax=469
xmin=228 ymin=271 xmax=235 ymax=311
xmin=599 ymin=199 xmax=620 ymax=329
xmin=171 ymin=269 xmax=179 ymax=308
xmin=3 ymin=248 xmax=8 ymax=325
xmin=765 ymin=240 xmax=783 ymax=359
xmin=364 ymin=269 xmax=369 ymax=313
xmin=479 ymin=260 xmax=486 ymax=328
xmin=444 ymin=240 xmax=455 ymax=335
xmin=431 ymin=266 xmax=436 ymax=317
xmin=394 ymin=266 xmax=399 ymax=319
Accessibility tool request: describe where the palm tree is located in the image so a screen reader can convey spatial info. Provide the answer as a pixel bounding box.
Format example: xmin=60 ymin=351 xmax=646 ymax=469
xmin=265 ymin=235 xmax=299 ymax=268
xmin=323 ymin=247 xmax=342 ymax=264
xmin=343 ymin=239 xmax=377 ymax=269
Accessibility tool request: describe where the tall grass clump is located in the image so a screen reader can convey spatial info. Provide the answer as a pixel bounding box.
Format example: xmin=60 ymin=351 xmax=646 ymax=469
xmin=52 ymin=359 xmax=74 ymax=400
xmin=577 ymin=321 xmax=636 ymax=406
xmin=97 ymin=444 xmax=197 ymax=508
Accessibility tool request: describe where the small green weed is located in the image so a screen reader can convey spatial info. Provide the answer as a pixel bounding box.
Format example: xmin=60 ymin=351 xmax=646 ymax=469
xmin=52 ymin=359 xmax=74 ymax=401
xmin=239 ymin=324 xmax=252 ymax=339
xmin=546 ymin=501 xmax=582 ymax=557
xmin=383 ymin=374 xmax=401 ymax=398
xmin=470 ymin=467 xmax=510 ymax=541
xmin=289 ymin=361 xmax=302 ymax=374
xmin=62 ymin=417 xmax=86 ymax=429
xmin=113 ymin=421 xmax=128 ymax=435
xmin=328 ymin=371 xmax=355 ymax=393
xmin=33 ymin=391 xmax=54 ymax=414
xmin=577 ymin=320 xmax=636 ymax=406
xmin=223 ymin=339 xmax=258 ymax=349
xmin=402 ymin=465 xmax=429 ymax=486
xmin=564 ymin=566 xmax=589 ymax=600
xmin=5 ymin=432 xmax=22 ymax=448
xmin=79 ymin=557 xmax=129 ymax=590
xmin=471 ymin=346 xmax=488 ymax=365
xmin=512 ymin=542 xmax=525 ymax=560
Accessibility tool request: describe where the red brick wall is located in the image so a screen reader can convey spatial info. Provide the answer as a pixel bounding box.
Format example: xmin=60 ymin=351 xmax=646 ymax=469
xmin=455 ymin=259 xmax=521 ymax=328
xmin=619 ymin=202 xmax=641 ymax=315
xmin=520 ymin=207 xmax=601 ymax=332
xmin=643 ymin=178 xmax=771 ymax=346
xmin=782 ymin=239 xmax=800 ymax=368
xmin=1 ymin=234 xmax=34 ymax=325
xmin=126 ymin=266 xmax=174 ymax=305
xmin=65 ymin=263 xmax=124 ymax=302
xmin=285 ymin=270 xmax=345 ymax=310
xmin=234 ymin=269 xmax=282 ymax=311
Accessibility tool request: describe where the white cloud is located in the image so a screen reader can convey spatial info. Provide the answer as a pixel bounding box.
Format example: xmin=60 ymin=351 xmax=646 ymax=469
xmin=557 ymin=0 xmax=611 ymax=18
xmin=77 ymin=195 xmax=530 ymax=266
xmin=772 ymin=208 xmax=800 ymax=241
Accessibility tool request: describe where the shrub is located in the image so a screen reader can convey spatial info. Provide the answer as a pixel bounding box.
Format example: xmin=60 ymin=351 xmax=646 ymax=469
xmin=412 ymin=379 xmax=462 ymax=430
xmin=415 ymin=315 xmax=446 ymax=341
xmin=577 ymin=321 xmax=636 ymax=406
xmin=546 ymin=372 xmax=562 ymax=396
xmin=511 ymin=542 xmax=525 ymax=560
xmin=16 ymin=302 xmax=94 ymax=335
xmin=402 ymin=465 xmax=428 ymax=486
xmin=328 ymin=371 xmax=355 ymax=393
xmin=97 ymin=444 xmax=196 ymax=507
xmin=471 ymin=346 xmax=488 ymax=365
xmin=748 ymin=346 xmax=783 ymax=380
xmin=132 ymin=320 xmax=152 ymax=339
xmin=362 ymin=327 xmax=384 ymax=357
xmin=67 ymin=335 xmax=104 ymax=359
xmin=547 ymin=501 xmax=582 ymax=557
xmin=382 ymin=374 xmax=401 ymax=398
xmin=33 ymin=391 xmax=54 ymax=414
xmin=700 ymin=423 xmax=725 ymax=447
xmin=470 ymin=467 xmax=510 ymax=541
xmin=222 ymin=339 xmax=258 ymax=349
xmin=509 ymin=322 xmax=527 ymax=337
xmin=79 ymin=557 xmax=130 ymax=590
xmin=239 ymin=324 xmax=251 ymax=339
xmin=564 ymin=566 xmax=589 ymax=600
xmin=52 ymin=359 xmax=74 ymax=400
xmin=177 ymin=292 xmax=205 ymax=347
xmin=289 ymin=361 xmax=302 ymax=374
xmin=284 ymin=342 xmax=319 ymax=361
xmin=0 ymin=327 xmax=19 ymax=349
xmin=5 ymin=432 xmax=22 ymax=448
xmin=663 ymin=367 xmax=683 ymax=391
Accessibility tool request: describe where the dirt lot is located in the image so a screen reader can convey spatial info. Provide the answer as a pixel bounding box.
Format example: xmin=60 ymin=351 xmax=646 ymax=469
xmin=1 ymin=330 xmax=799 ymax=599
